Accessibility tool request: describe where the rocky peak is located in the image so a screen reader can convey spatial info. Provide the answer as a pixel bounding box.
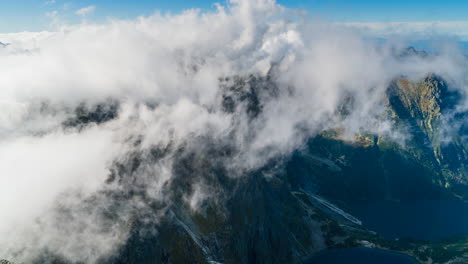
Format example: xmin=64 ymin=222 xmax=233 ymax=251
xmin=397 ymin=46 xmax=429 ymax=59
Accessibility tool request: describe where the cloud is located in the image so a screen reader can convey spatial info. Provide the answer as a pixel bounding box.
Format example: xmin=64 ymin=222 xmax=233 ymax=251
xmin=43 ymin=0 xmax=56 ymax=6
xmin=343 ymin=21 xmax=468 ymax=41
xmin=75 ymin=5 xmax=96 ymax=16
xmin=62 ymin=2 xmax=72 ymax=11
xmin=0 ymin=0 xmax=466 ymax=263
xmin=46 ymin=10 xmax=58 ymax=18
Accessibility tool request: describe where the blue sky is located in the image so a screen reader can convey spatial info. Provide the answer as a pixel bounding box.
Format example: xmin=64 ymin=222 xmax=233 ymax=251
xmin=1 ymin=0 xmax=468 ymax=33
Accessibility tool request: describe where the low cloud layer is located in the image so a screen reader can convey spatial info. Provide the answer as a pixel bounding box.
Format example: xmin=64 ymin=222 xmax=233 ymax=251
xmin=75 ymin=5 xmax=96 ymax=16
xmin=344 ymin=21 xmax=468 ymax=41
xmin=0 ymin=0 xmax=466 ymax=263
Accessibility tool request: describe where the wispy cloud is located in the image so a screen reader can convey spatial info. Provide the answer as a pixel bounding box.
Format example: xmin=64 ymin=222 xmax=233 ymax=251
xmin=43 ymin=0 xmax=56 ymax=6
xmin=62 ymin=2 xmax=72 ymax=11
xmin=343 ymin=21 xmax=468 ymax=40
xmin=75 ymin=5 xmax=96 ymax=16
xmin=45 ymin=10 xmax=58 ymax=18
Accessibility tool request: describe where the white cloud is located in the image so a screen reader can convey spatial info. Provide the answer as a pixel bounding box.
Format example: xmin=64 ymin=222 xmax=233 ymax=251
xmin=342 ymin=21 xmax=468 ymax=41
xmin=75 ymin=5 xmax=96 ymax=16
xmin=46 ymin=10 xmax=58 ymax=18
xmin=44 ymin=0 xmax=56 ymax=6
xmin=62 ymin=2 xmax=72 ymax=10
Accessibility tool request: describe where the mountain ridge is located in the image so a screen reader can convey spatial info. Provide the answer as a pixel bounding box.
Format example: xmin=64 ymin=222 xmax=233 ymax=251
xmin=13 ymin=70 xmax=463 ymax=264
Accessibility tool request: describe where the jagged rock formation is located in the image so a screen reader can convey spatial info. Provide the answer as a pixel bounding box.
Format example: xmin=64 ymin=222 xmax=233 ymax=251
xmin=397 ymin=46 xmax=429 ymax=58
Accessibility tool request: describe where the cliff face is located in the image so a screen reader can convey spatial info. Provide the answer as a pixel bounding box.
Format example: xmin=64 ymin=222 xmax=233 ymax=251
xmin=388 ymin=75 xmax=467 ymax=193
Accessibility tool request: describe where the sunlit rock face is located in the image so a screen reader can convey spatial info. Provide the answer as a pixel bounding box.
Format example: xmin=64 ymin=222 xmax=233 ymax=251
xmin=389 ymin=75 xmax=467 ymax=186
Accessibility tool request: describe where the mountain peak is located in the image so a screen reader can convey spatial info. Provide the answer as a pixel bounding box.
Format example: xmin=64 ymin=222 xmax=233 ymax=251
xmin=397 ymin=46 xmax=429 ymax=58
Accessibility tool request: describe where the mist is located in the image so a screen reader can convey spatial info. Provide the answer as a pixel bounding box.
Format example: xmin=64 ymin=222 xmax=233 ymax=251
xmin=0 ymin=0 xmax=466 ymax=263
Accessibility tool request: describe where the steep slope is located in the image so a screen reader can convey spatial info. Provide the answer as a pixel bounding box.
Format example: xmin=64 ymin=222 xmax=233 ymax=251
xmin=388 ymin=75 xmax=467 ymax=194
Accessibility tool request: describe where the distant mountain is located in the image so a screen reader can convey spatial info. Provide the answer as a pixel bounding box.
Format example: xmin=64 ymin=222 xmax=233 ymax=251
xmin=397 ymin=46 xmax=429 ymax=58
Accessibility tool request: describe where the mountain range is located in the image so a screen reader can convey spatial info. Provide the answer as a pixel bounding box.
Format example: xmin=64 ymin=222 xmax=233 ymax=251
xmin=2 ymin=48 xmax=465 ymax=264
